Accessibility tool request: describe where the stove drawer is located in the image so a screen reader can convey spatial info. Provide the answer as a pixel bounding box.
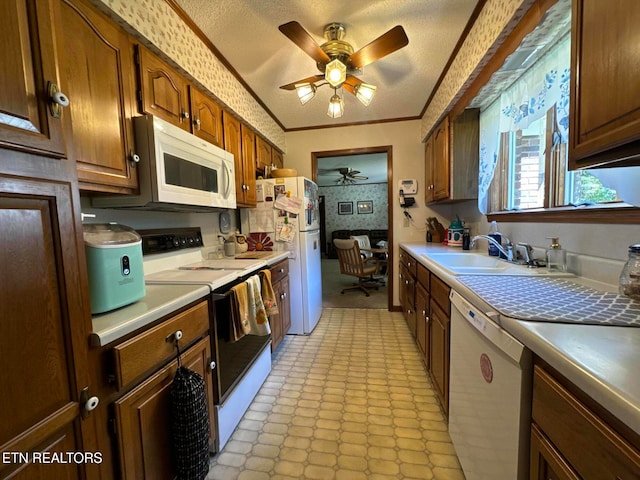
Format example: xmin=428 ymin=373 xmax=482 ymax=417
xmin=113 ymin=300 xmax=209 ymax=389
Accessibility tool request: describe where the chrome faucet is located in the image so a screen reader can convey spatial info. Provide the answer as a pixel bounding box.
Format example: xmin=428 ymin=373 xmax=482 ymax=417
xmin=470 ymin=235 xmax=514 ymax=262
xmin=515 ymin=242 xmax=535 ymax=264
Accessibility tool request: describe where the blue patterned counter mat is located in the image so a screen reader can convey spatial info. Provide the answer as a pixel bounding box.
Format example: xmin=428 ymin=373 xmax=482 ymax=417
xmin=458 ymin=276 xmax=640 ymax=327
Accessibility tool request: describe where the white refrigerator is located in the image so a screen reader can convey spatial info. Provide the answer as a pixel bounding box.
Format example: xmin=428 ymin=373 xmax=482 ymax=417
xmin=240 ymin=176 xmax=322 ymax=335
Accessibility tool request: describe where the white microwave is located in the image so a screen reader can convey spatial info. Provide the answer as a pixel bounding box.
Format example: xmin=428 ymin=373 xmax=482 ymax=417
xmin=93 ymin=115 xmax=236 ymax=211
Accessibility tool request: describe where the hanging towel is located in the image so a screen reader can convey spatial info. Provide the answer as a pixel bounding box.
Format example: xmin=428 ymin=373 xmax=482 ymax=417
xmin=246 ymin=275 xmax=271 ymax=336
xmin=230 ymin=282 xmax=250 ymax=342
xmin=260 ymin=269 xmax=279 ymax=316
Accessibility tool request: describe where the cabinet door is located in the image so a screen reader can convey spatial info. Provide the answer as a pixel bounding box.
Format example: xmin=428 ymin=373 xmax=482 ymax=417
xmin=415 ymin=283 xmax=429 ymax=365
xmin=429 ymin=300 xmax=449 ymax=414
xmin=0 ymin=0 xmax=66 ymax=156
xmin=241 ymin=124 xmax=257 ymax=204
xmin=190 ymin=86 xmax=223 ymax=148
xmin=59 ymin=0 xmax=138 ymax=193
xmin=137 ymin=45 xmax=190 ymax=131
xmin=256 ymin=135 xmax=272 ymax=170
xmin=223 ymin=111 xmax=246 ymax=203
xmin=270 ymin=280 xmax=283 ymax=352
xmin=272 ymin=148 xmax=284 ymax=169
xmin=0 ymin=173 xmax=98 ymax=479
xmin=432 ymin=116 xmax=450 ymax=201
xmin=424 ymin=137 xmax=434 ymax=203
xmin=530 ymin=424 xmax=581 ymax=480
xmin=569 ymin=0 xmax=640 ymax=168
xmin=114 ymin=336 xmax=215 ymax=480
xmin=280 ymin=275 xmax=291 ymax=335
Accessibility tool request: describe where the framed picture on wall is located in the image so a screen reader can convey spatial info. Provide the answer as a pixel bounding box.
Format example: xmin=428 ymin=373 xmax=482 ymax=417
xmin=338 ymin=202 xmax=353 ymax=215
xmin=357 ymin=201 xmax=373 ymax=214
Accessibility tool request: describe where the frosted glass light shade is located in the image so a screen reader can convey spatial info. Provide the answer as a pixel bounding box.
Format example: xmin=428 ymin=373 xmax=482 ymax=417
xmin=355 ymin=83 xmax=376 ymax=106
xmin=325 ymin=59 xmax=347 ymax=87
xmin=327 ymin=93 xmax=344 ymax=118
xmin=295 ymin=83 xmax=316 ymax=105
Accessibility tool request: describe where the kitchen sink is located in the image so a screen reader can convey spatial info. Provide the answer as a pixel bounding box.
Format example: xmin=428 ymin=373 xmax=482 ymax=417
xmin=421 ymin=252 xmax=570 ymax=276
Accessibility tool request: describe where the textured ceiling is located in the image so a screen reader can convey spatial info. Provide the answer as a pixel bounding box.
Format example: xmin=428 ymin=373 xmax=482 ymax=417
xmin=174 ymin=0 xmax=479 ymax=130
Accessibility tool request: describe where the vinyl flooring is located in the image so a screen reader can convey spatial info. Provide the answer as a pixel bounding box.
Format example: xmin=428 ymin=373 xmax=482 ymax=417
xmin=207 ymin=308 xmax=464 ymax=480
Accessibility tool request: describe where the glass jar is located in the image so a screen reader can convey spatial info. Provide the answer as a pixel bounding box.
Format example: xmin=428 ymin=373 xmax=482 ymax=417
xmin=619 ymin=244 xmax=640 ymax=300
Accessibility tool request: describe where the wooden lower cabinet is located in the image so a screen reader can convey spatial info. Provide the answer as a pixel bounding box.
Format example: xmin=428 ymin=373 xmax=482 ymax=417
xmin=415 ymin=282 xmax=429 ymax=366
xmin=114 ymin=336 xmax=215 ymax=480
xmin=429 ymin=300 xmax=449 ymax=413
xmin=531 ymin=363 xmax=640 ymax=479
xmin=530 ymin=424 xmax=580 ymax=480
xmin=269 ymin=259 xmax=291 ymax=352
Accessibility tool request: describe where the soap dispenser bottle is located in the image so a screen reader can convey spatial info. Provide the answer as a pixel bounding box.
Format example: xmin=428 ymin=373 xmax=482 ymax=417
xmin=546 ymin=237 xmax=567 ymax=272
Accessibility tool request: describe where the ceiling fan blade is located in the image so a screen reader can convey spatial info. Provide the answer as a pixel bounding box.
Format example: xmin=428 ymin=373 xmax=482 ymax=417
xmin=342 ymin=75 xmax=363 ymax=96
xmin=279 ymin=74 xmax=324 ymax=90
xmin=352 ymin=175 xmax=369 ymax=180
xmin=279 ymin=21 xmax=331 ymax=64
xmin=347 ymin=25 xmax=409 ymax=69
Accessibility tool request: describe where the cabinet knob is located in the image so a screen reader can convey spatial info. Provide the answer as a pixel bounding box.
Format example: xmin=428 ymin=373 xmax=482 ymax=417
xmin=47 ymin=82 xmax=69 ymax=118
xmin=79 ymin=387 xmax=99 ymax=420
xmin=405 ymin=280 xmax=409 ymax=285
xmin=130 ymin=152 xmax=140 ymax=163
xmin=426 ymin=315 xmax=430 ymax=323
xmin=181 ymin=110 xmax=190 ymax=121
xmin=279 ymin=268 xmax=284 ymax=273
xmin=194 ymin=117 xmax=201 ymax=129
xmin=209 ymin=361 xmax=216 ymax=371
xmin=85 ymin=396 xmax=99 ymax=412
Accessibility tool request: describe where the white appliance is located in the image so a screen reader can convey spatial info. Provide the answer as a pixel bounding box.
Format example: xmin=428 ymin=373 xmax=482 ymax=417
xmin=449 ymin=290 xmax=532 ymax=480
xmin=93 ymin=114 xmax=236 ymax=210
xmin=241 ymin=176 xmax=322 ymax=335
xmin=140 ymin=228 xmax=271 ymax=452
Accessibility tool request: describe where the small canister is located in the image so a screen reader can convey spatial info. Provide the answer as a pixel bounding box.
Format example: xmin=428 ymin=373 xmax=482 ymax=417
xmin=447 ymin=217 xmax=464 ymax=247
xmin=224 ymin=238 xmax=236 ymax=256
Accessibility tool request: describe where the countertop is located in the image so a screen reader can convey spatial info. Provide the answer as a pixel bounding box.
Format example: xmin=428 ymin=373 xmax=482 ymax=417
xmin=91 ymin=251 xmax=289 ymax=347
xmin=90 ymin=284 xmax=210 ymax=347
xmin=400 ymin=242 xmax=640 ymax=436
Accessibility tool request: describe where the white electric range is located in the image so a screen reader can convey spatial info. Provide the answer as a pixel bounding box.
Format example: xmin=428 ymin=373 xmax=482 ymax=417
xmin=139 ymin=228 xmax=284 ymax=452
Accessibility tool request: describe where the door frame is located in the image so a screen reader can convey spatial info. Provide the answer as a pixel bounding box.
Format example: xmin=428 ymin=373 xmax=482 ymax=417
xmin=311 ymin=146 xmax=393 ymax=311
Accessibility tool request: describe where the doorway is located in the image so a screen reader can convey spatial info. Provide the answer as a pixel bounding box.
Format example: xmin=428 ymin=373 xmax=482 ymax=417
xmin=312 ymin=146 xmax=393 ymax=311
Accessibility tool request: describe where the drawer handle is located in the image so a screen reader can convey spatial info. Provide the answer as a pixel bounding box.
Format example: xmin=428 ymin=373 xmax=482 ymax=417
xmin=165 ymin=330 xmax=183 ymax=342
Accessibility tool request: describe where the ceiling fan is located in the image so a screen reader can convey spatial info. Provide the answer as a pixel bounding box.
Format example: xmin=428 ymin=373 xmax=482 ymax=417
xmin=320 ymin=167 xmax=369 ymax=185
xmin=278 ymin=21 xmax=409 ymax=117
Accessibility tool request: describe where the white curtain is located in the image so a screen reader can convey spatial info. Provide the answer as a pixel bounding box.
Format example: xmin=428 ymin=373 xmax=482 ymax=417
xmin=478 ymin=36 xmax=571 ymax=213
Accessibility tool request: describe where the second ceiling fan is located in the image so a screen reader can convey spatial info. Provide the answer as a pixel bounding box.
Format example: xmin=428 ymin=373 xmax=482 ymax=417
xmin=279 ymin=21 xmax=409 ymax=117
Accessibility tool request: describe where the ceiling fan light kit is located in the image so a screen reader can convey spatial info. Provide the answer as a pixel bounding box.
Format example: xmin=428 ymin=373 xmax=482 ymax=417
xmin=295 ymin=83 xmax=316 ymax=104
xmin=327 ymin=90 xmax=344 ymax=118
xmin=279 ymin=21 xmax=408 ymax=118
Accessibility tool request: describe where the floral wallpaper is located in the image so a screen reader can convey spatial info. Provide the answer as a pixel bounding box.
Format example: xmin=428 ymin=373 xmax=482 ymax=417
xmin=94 ymin=0 xmax=285 ymax=150
xmin=320 ymin=183 xmax=389 ymax=241
xmin=421 ymin=0 xmax=535 ymax=139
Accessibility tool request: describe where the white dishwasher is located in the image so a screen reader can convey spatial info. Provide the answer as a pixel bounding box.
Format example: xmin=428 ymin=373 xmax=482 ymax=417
xmin=449 ymin=290 xmax=532 ymax=480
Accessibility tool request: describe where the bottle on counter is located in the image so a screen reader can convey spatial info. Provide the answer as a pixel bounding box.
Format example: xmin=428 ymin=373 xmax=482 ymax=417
xmin=462 ymin=228 xmax=471 ymax=250
xmin=487 ymin=221 xmax=501 ymax=256
xmin=546 ymin=237 xmax=567 ymax=272
xmin=619 ymin=243 xmax=640 ymax=300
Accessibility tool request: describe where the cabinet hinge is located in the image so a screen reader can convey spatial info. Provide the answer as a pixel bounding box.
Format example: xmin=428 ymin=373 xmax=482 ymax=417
xmin=108 ymin=417 xmax=117 ymax=436
xmin=137 ymin=90 xmax=143 ymax=102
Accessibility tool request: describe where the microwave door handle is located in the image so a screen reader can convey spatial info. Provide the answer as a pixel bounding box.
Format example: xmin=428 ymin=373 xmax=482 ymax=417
xmin=223 ymin=160 xmax=231 ymax=199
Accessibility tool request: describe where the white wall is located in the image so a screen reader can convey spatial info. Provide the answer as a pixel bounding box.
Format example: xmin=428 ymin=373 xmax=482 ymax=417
xmin=285 ymin=120 xmax=430 ymax=305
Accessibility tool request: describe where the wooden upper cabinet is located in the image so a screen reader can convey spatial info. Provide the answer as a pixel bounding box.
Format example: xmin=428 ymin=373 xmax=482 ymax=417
xmin=59 ymin=0 xmax=138 ymax=193
xmin=431 ymin=116 xmax=450 ymax=201
xmin=424 ymin=109 xmax=479 ymax=204
xmin=137 ymin=45 xmax=190 ymax=131
xmin=223 ymin=111 xmax=256 ymax=206
xmin=569 ymin=0 xmax=640 ymax=169
xmin=190 ymin=86 xmax=223 ymax=148
xmin=272 ymin=148 xmax=284 ymax=169
xmin=241 ymin=124 xmax=257 ymax=204
xmin=424 ymin=136 xmax=434 ymax=204
xmin=0 ymin=0 xmax=66 ymax=157
xmin=256 ymin=135 xmax=272 ymax=170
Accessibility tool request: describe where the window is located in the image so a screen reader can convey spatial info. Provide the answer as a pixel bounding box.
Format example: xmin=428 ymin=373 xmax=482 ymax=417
xmin=478 ymin=33 xmax=629 ymax=221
